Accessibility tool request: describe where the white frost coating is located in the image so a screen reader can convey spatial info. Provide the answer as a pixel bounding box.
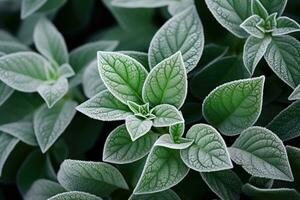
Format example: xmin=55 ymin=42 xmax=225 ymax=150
xmin=143 ymin=52 xmax=187 ymax=109
xmin=180 ymin=124 xmax=233 ymax=172
xmin=76 ymin=90 xmax=132 ymax=121
xmin=37 ymin=77 xmax=69 ymax=108
xmin=148 ymin=6 xmax=204 ymax=72
xmin=202 ymin=76 xmax=265 ymax=136
xmin=151 ymin=104 xmax=184 ymax=127
xmin=229 ymin=126 xmax=294 ymax=181
xmin=0 ymin=52 xmax=50 ymax=92
xmin=103 ymin=124 xmax=157 ymax=164
xmin=34 ymin=100 xmax=78 ymax=153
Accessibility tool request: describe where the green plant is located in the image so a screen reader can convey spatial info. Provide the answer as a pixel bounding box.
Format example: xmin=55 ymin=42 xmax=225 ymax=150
xmin=0 ymin=0 xmax=300 ymax=199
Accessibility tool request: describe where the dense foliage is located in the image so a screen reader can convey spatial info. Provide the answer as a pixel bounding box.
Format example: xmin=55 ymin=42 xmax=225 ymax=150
xmin=0 ymin=0 xmax=300 ymax=199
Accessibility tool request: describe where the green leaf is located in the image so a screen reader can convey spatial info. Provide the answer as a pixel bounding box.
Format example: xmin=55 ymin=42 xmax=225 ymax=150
xmin=262 ymin=13 xmax=278 ymax=32
xmin=57 ymin=160 xmax=129 ymax=197
xmin=0 ymin=82 xmax=14 ymax=106
xmin=289 ymin=85 xmax=300 ymax=100
xmin=229 ymin=126 xmax=294 ymax=181
xmin=267 ymin=101 xmax=300 ymax=141
xmin=205 ymin=0 xmax=252 ymax=38
xmin=149 ymin=6 xmax=204 ymax=72
xmin=17 ymin=151 xmax=56 ymax=195
xmin=0 ymin=30 xmax=19 ymax=42
xmin=49 ymin=191 xmax=103 ymax=200
xmin=190 ymin=56 xmax=250 ymax=101
xmin=69 ymin=40 xmax=118 ymax=83
xmin=134 ymin=146 xmax=189 ymax=194
xmin=17 ymin=14 xmax=41 ymax=46
xmin=25 ymin=179 xmax=66 ymax=200
xmin=0 ymin=133 xmax=19 ymax=176
xmin=264 ymin=35 xmax=300 ymax=88
xmin=0 ymin=41 xmax=29 ymax=54
xmin=57 ymin=64 xmax=75 ymax=78
xmin=203 ymin=76 xmax=265 ymax=136
xmin=119 ymin=51 xmax=149 ymax=70
xmin=34 ymin=100 xmax=78 ymax=153
xmin=243 ymin=36 xmax=271 ymax=75
xmin=251 ymin=0 xmax=269 ymax=19
xmin=76 ymin=90 xmax=132 ymax=121
xmin=155 ymin=134 xmax=193 ymax=150
xmin=125 ymin=115 xmax=153 ymax=141
xmin=169 ymin=122 xmax=185 ymax=142
xmin=0 ymin=121 xmax=37 ymax=146
xmin=83 ymin=61 xmax=106 ymax=98
xmin=34 ymin=18 xmax=68 ymax=66
xmin=21 ymin=0 xmax=47 ymax=19
xmin=242 ymin=183 xmax=300 ymax=200
xmin=240 ymin=15 xmax=265 ymax=38
xmin=0 ymin=52 xmax=50 ymax=92
xmin=130 ymin=189 xmax=181 ymax=200
xmin=37 ymin=77 xmax=69 ymax=108
xmin=103 ymin=124 xmax=157 ymax=164
xmin=273 ymin=17 xmax=300 ymax=36
xmin=200 ymin=170 xmax=242 ymax=200
xmin=98 ymin=51 xmax=148 ymax=104
xmin=127 ymin=101 xmax=141 ymax=114
xmin=143 ymin=52 xmax=187 ymax=108
xmin=180 ymin=124 xmax=232 ymax=172
xmin=151 ymin=104 xmax=184 ymax=127
xmin=259 ymin=0 xmax=287 ymax=16
xmin=111 ymin=0 xmax=173 ymax=8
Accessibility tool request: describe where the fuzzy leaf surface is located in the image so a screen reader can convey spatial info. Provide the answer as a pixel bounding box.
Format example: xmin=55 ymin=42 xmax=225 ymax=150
xmin=103 ymin=125 xmax=157 ymax=164
xmin=0 ymin=121 xmax=37 ymax=146
xmin=205 ymin=0 xmax=252 ymax=38
xmin=149 ymin=6 xmax=204 ymax=72
xmin=125 ymin=115 xmax=153 ymax=141
xmin=134 ymin=145 xmax=189 ymax=194
xmin=264 ymin=35 xmax=300 ymax=88
xmin=34 ymin=100 xmax=77 ymax=153
xmin=25 ymin=179 xmax=66 ymax=200
xmin=83 ymin=61 xmax=106 ymax=98
xmin=0 ymin=52 xmax=50 ymax=92
xmin=203 ymin=76 xmax=265 ymax=136
xmin=273 ymin=17 xmax=300 ymax=36
xmin=143 ymin=52 xmax=187 ymax=108
xmin=57 ymin=160 xmax=128 ymax=197
xmin=180 ymin=124 xmax=232 ymax=172
xmin=151 ymin=104 xmax=184 ymax=127
xmin=98 ymin=51 xmax=148 ymax=104
xmin=229 ymin=126 xmax=294 ymax=181
xmin=76 ymin=90 xmax=132 ymax=121
xmin=243 ymin=36 xmax=271 ymax=75
xmin=34 ymin=18 xmax=68 ymax=66
xmin=37 ymin=77 xmax=69 ymax=108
